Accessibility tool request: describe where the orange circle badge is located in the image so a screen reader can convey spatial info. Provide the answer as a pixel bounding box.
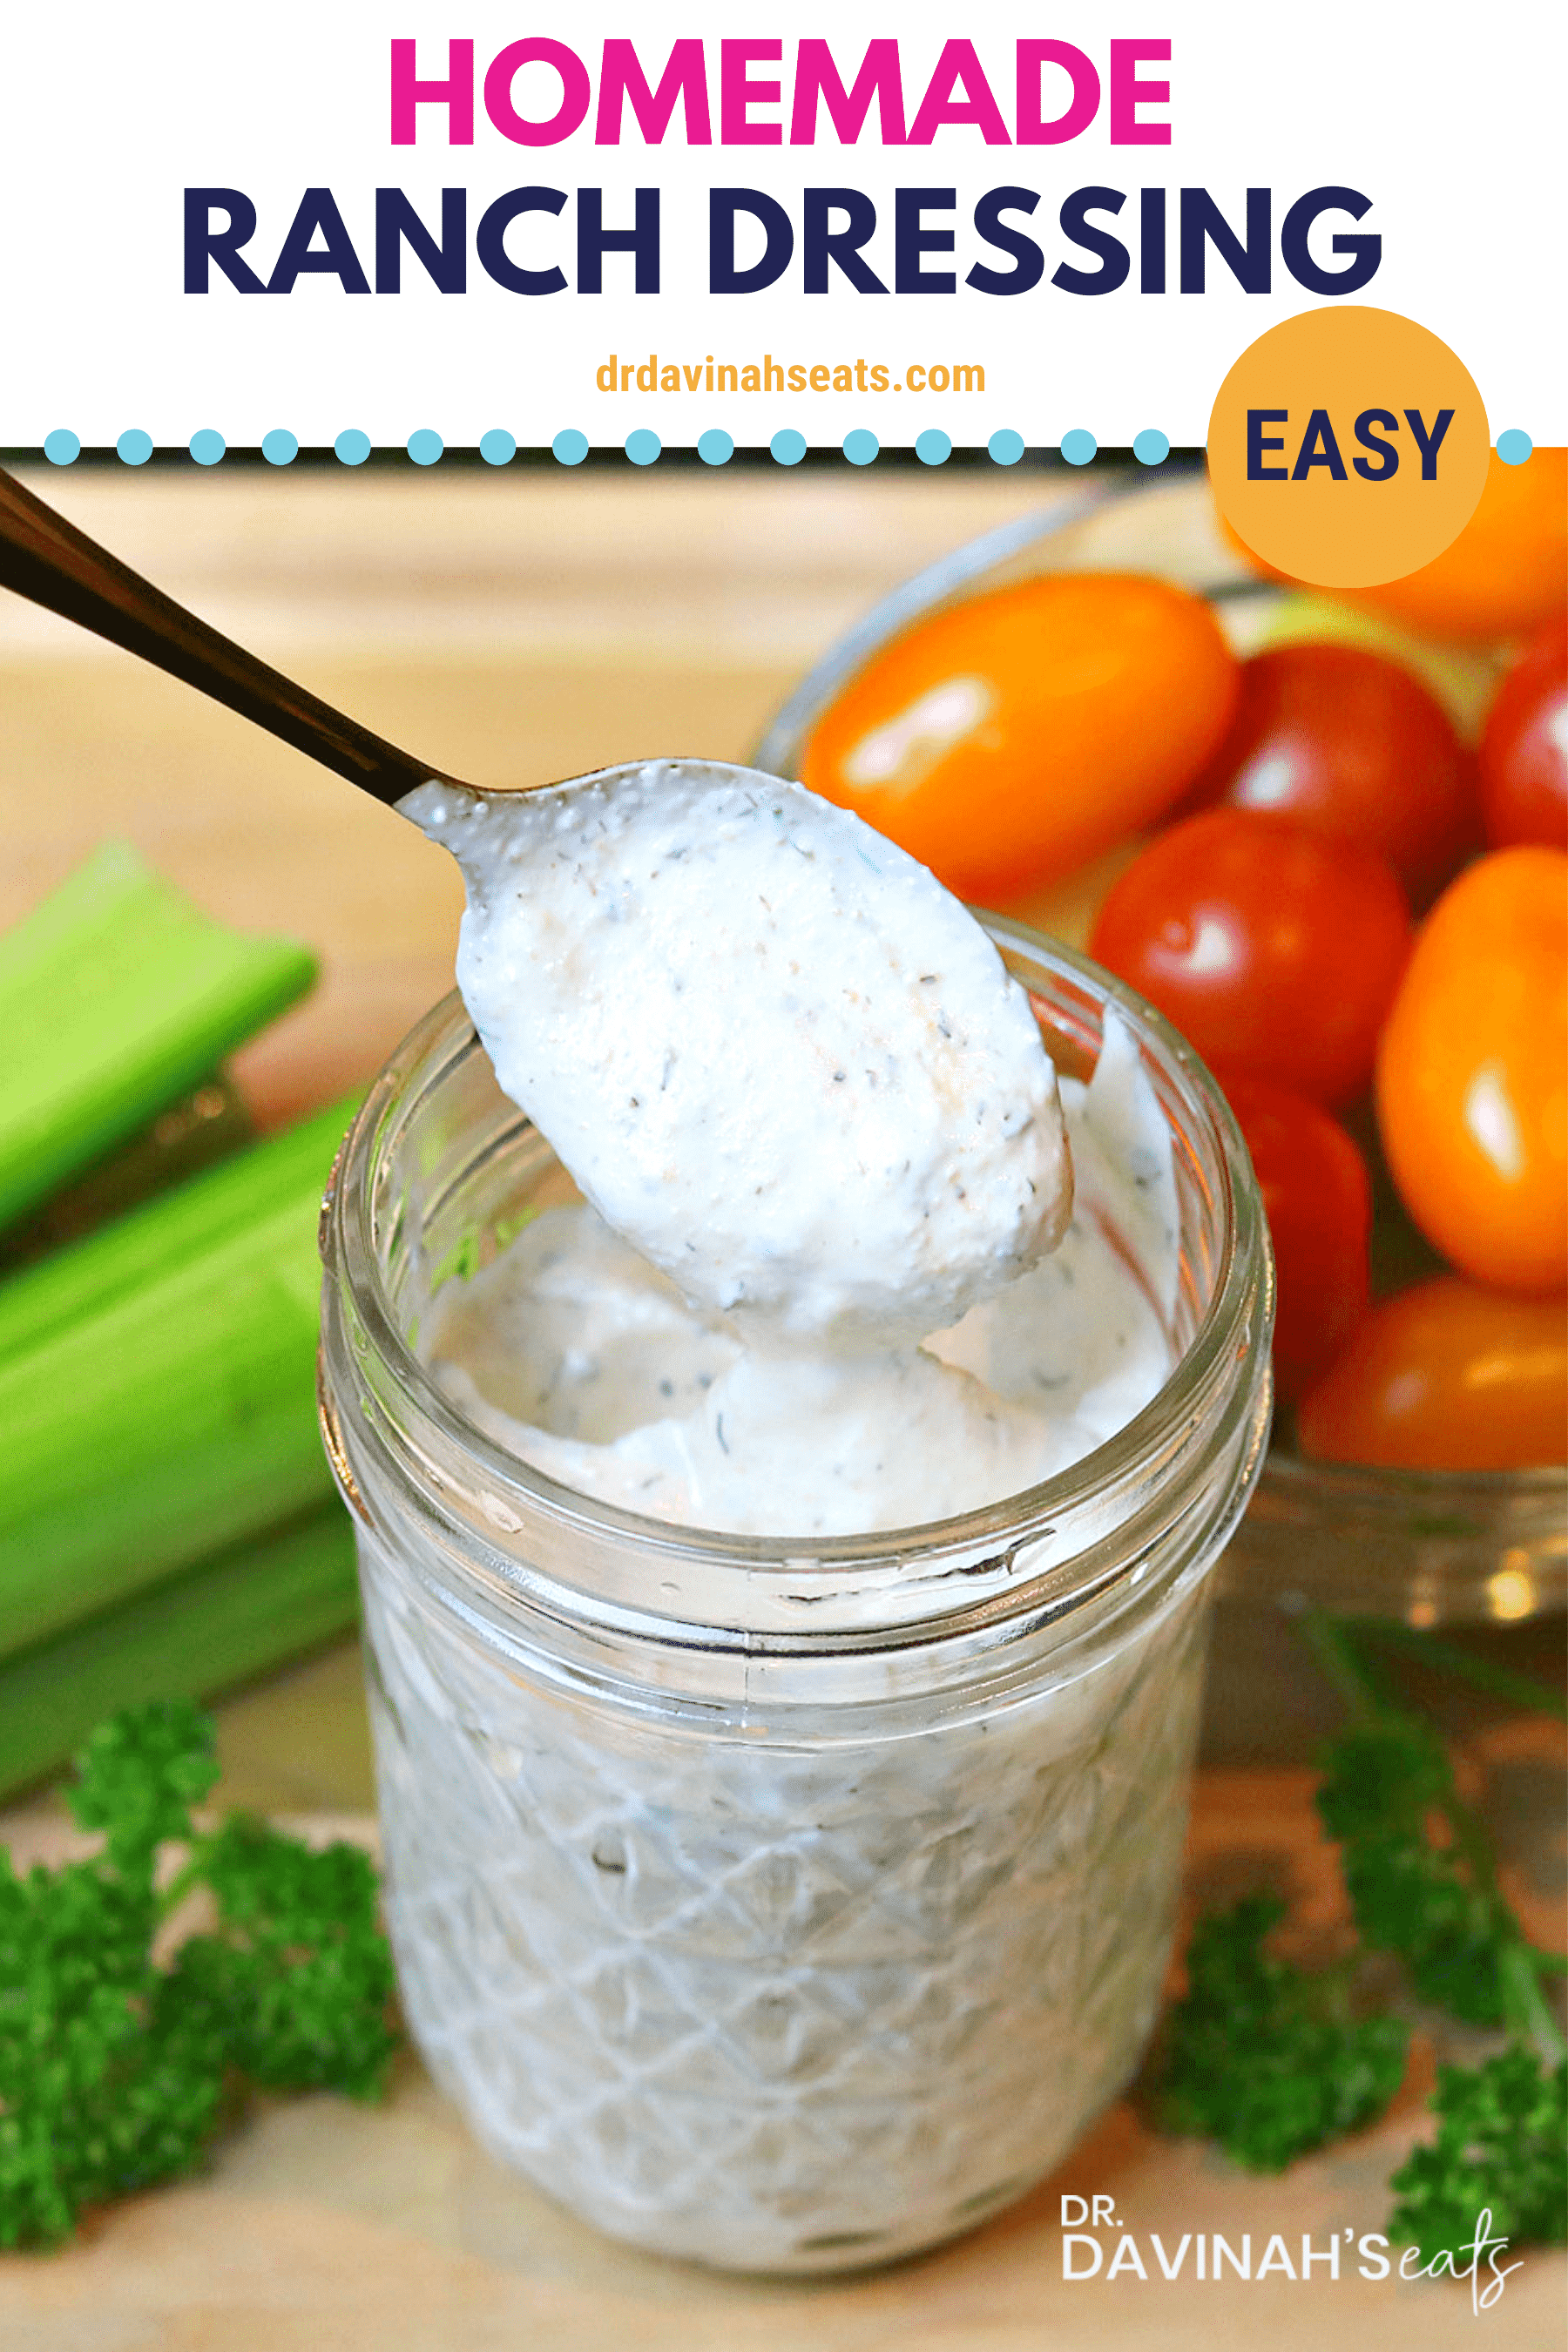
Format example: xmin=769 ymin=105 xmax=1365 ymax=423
xmin=1207 ymin=307 xmax=1490 ymax=588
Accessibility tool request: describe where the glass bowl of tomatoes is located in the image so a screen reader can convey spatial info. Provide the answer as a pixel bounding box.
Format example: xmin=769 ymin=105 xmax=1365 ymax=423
xmin=758 ymin=463 xmax=1567 ymax=1627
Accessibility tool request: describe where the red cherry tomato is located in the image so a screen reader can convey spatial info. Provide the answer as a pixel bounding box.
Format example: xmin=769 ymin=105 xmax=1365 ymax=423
xmin=1224 ymin=1081 xmax=1371 ymax=1403
xmin=1478 ymin=613 xmax=1568 ymax=851
xmin=1190 ymin=641 xmax=1478 ymax=906
xmin=1297 ymin=1276 xmax=1568 ymax=1470
xmin=1222 ymin=1077 xmax=1373 ymax=1392
xmin=1088 ymin=810 xmax=1412 ymax=1106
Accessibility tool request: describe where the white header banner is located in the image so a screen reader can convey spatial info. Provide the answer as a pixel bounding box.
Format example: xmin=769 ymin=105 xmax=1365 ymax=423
xmin=3 ymin=2 xmax=1561 ymax=449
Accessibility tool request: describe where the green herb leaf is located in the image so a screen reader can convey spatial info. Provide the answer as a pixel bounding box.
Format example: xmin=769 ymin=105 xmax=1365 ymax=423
xmin=0 ymin=1827 xmax=226 ymax=2248
xmin=1388 ymin=2048 xmax=1568 ymax=2260
xmin=176 ymin=1815 xmax=396 ymax=2100
xmin=1154 ymin=1893 xmax=1410 ymax=2171
xmin=0 ymin=1701 xmax=396 ymax=2247
xmin=1317 ymin=1716 xmax=1512 ymax=2026
xmin=67 ymin=1699 xmax=220 ymax=1875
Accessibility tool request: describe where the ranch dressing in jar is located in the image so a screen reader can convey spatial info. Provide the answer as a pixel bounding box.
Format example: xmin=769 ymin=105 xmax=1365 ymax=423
xmin=405 ymin=760 xmax=1176 ymax=1535
xmin=321 ymin=762 xmax=1271 ymax=2271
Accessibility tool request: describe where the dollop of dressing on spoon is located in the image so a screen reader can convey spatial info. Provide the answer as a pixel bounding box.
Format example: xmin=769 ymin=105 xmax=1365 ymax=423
xmin=405 ymin=761 xmax=1071 ymax=1344
xmin=404 ymin=760 xmax=1176 ymax=1538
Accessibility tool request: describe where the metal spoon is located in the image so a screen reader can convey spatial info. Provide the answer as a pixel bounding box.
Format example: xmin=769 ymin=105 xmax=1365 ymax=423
xmin=0 ymin=459 xmax=1085 ymax=1348
xmin=0 ymin=462 xmax=467 ymax=808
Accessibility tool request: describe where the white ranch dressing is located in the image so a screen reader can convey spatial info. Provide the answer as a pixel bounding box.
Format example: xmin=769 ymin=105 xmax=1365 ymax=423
xmin=405 ymin=760 xmax=1177 ymax=1538
xmin=366 ymin=760 xmax=1204 ymax=2274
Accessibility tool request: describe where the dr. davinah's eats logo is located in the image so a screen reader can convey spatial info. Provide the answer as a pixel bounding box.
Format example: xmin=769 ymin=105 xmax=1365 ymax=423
xmin=1059 ymin=2196 xmax=1524 ymax=2312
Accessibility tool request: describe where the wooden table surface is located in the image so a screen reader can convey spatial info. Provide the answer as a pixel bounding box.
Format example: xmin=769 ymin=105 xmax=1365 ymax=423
xmin=0 ymin=466 xmax=1562 ymax=2349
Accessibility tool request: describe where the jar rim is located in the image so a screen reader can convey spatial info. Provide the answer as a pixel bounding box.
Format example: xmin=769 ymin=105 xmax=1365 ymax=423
xmin=325 ymin=917 xmax=1271 ymax=1598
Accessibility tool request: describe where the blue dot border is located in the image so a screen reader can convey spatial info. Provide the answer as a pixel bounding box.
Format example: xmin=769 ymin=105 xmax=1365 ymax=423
xmin=18 ymin=431 xmax=1242 ymax=469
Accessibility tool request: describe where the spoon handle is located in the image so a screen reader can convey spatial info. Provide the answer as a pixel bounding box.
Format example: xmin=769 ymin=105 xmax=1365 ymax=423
xmin=0 ymin=463 xmax=454 ymax=808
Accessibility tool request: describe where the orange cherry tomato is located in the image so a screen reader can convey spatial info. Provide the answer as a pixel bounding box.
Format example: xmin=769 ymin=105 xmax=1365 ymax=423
xmin=1350 ymin=448 xmax=1568 ymax=645
xmin=1296 ymin=1276 xmax=1567 ymax=1470
xmin=1376 ymin=848 xmax=1568 ymax=1294
xmin=800 ymin=573 xmax=1239 ymax=902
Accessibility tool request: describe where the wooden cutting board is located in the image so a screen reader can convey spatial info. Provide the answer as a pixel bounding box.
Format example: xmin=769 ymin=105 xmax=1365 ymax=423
xmin=2 ymin=1720 xmax=1563 ymax=2352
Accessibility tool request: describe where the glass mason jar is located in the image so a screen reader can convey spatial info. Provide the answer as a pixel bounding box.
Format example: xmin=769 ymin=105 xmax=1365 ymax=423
xmin=318 ymin=920 xmax=1272 ymax=2275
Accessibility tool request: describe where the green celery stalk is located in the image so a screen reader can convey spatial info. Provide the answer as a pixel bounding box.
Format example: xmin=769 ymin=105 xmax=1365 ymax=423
xmin=0 ymin=841 xmax=317 ymax=1230
xmin=0 ymin=1095 xmax=356 ymax=1364
xmin=0 ymin=1073 xmax=253 ymax=1275
xmin=0 ymin=1102 xmax=355 ymax=1659
xmin=0 ymin=1501 xmax=360 ymax=1801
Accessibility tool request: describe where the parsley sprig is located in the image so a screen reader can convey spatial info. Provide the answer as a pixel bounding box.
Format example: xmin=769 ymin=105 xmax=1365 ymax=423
xmin=0 ymin=1700 xmax=396 ymax=2247
xmin=1153 ymin=1612 xmax=1567 ymax=2261
xmin=1156 ymin=1892 xmax=1409 ymax=2172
